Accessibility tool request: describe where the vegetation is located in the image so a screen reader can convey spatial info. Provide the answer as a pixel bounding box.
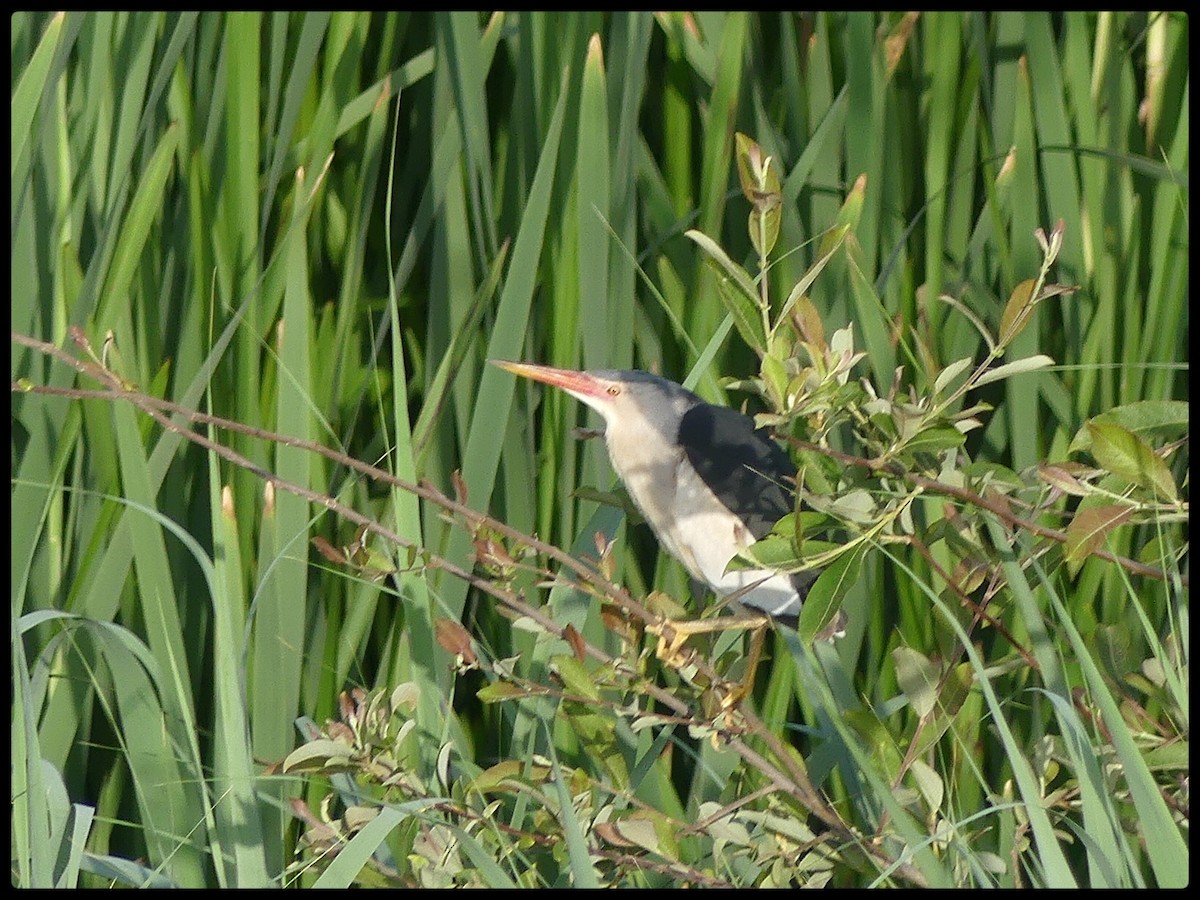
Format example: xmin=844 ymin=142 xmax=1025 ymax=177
xmin=11 ymin=11 xmax=1188 ymax=888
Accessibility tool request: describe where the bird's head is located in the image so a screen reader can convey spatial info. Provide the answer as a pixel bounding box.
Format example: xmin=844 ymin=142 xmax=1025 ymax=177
xmin=491 ymin=361 xmax=698 ymax=444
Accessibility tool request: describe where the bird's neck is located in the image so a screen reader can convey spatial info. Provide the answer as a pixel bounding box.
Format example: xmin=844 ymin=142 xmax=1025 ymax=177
xmin=603 ymin=418 xmax=682 ymax=532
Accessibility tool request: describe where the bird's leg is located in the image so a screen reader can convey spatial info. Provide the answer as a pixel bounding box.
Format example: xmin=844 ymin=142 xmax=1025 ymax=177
xmin=647 ymin=612 xmax=769 ymax=662
xmin=646 ymin=613 xmax=771 ymax=707
xmin=721 ymin=620 xmax=768 ymax=711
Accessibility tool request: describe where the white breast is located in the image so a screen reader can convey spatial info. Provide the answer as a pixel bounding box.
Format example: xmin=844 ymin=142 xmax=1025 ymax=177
xmin=601 ymin=402 xmax=802 ymax=621
xmin=667 ymin=454 xmax=801 ymax=619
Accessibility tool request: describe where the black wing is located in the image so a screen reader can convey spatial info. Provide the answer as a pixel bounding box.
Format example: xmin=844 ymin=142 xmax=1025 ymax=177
xmin=679 ymin=403 xmax=836 ymax=631
xmin=677 ymin=403 xmax=796 ymax=541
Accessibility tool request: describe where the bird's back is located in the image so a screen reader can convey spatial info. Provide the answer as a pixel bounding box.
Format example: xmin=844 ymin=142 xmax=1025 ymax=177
xmin=669 ymin=402 xmax=829 ymax=625
xmin=676 ymin=403 xmax=795 ymax=540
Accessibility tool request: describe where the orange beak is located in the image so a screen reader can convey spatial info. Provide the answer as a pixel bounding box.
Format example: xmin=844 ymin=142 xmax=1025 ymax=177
xmin=490 ymin=360 xmax=613 ymax=405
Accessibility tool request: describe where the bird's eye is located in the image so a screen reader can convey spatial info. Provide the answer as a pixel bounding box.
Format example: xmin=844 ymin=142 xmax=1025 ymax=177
xmin=606 ymin=385 xmax=621 ymax=396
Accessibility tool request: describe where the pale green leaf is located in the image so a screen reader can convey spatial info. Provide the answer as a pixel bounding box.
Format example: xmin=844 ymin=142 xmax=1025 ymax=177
xmin=973 ymin=354 xmax=1055 ymax=387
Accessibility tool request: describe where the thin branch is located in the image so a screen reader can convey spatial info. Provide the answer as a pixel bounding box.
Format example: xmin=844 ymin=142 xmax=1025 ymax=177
xmin=786 ymin=437 xmax=1184 ymax=587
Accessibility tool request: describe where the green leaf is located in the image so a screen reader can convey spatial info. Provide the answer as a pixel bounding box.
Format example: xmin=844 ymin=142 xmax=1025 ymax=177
xmin=546 ymin=737 xmax=600 ymax=888
xmin=777 ymin=224 xmax=849 ymax=326
xmin=894 ymin=646 xmax=941 ymax=718
xmin=578 ymin=32 xmax=611 ymax=372
xmin=823 ymin=173 xmax=867 ymax=253
xmin=312 ymin=801 xmax=440 ymax=888
xmin=1085 ymin=421 xmax=1178 ymax=500
xmin=734 ymin=132 xmax=783 ymax=258
xmin=613 ymin=816 xmax=661 ymax=855
xmin=11 ymin=12 xmax=67 ymax=178
xmin=906 ymin=424 xmax=967 ymax=455
xmin=550 ymin=654 xmax=601 ymax=701
xmin=708 ymin=259 xmax=767 ymax=353
xmin=472 ymin=760 xmax=525 ymax=793
xmin=1068 ymin=400 xmax=1189 ymax=453
xmin=909 ymin=759 xmax=944 ymax=816
xmin=760 ymin=350 xmax=789 ymax=406
xmin=448 ymin=64 xmax=572 ymax=634
xmin=828 ymin=488 xmax=876 ymax=525
xmin=933 ymin=356 xmax=974 ymax=396
xmin=99 ymin=123 xmax=180 ymax=322
xmin=972 ymin=353 xmax=1054 ymax=387
xmin=798 ymin=544 xmax=864 ymax=643
xmin=685 ymin=228 xmax=759 ymax=300
xmin=281 ymin=739 xmax=353 ymax=773
xmin=476 ymin=681 xmax=527 ymax=703
xmin=1043 ymin=573 xmax=1190 ymax=887
xmin=735 ymin=535 xmax=839 ymax=572
xmin=910 ymin=663 xmax=974 ymax=757
xmin=78 ymin=854 xmax=178 ymax=889
xmin=748 ymin=202 xmax=782 ymax=260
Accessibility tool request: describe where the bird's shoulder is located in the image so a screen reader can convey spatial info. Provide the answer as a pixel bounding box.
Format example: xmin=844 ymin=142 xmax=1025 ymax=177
xmin=675 ymin=402 xmax=795 ymax=539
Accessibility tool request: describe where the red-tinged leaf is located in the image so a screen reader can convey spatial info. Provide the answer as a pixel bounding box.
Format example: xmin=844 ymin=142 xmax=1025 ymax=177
xmin=312 ymin=535 xmax=348 ymax=565
xmin=1064 ymin=504 xmax=1135 ymax=567
xmin=600 ymin=602 xmax=637 ymax=640
xmin=563 ymin=623 xmax=587 ymax=663
xmin=451 ymin=468 xmax=469 ymax=505
xmin=594 ymin=821 xmax=638 ymax=848
xmin=792 ymin=294 xmax=826 ymax=350
xmin=998 ymin=279 xmax=1036 ymax=345
xmin=734 ymin=132 xmax=780 ymax=207
xmin=69 ymin=324 xmax=92 ymax=353
xmin=1037 ymin=463 xmax=1091 ymax=497
xmin=883 ymin=12 xmax=919 ymax=77
xmin=435 ymin=618 xmax=477 ymax=665
xmin=474 ymin=532 xmax=514 ymax=572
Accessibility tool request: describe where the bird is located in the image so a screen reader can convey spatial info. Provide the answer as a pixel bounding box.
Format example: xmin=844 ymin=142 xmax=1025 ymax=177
xmin=493 ymin=361 xmax=843 ymax=696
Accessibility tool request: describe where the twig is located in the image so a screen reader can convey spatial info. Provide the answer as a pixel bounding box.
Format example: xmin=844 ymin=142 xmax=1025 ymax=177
xmin=786 ymin=437 xmax=1184 ymax=587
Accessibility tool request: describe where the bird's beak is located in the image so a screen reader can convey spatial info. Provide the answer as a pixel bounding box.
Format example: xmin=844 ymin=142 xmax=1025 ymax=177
xmin=490 ymin=360 xmax=611 ymax=404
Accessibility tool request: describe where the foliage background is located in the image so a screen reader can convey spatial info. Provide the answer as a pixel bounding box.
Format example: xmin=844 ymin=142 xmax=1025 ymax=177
xmin=11 ymin=11 xmax=1188 ymax=888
